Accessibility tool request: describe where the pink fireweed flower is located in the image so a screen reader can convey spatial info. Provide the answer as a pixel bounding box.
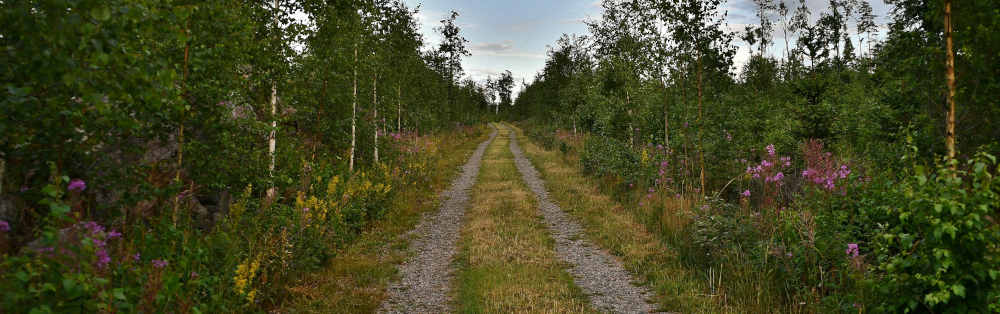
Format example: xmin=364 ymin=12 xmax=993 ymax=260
xmin=766 ymin=145 xmax=776 ymax=156
xmin=0 ymin=221 xmax=9 ymax=233
xmin=96 ymin=250 xmax=111 ymax=268
xmin=700 ymin=205 xmax=709 ymax=211
xmin=152 ymin=259 xmax=168 ymax=268
xmin=107 ymin=230 xmax=121 ymax=239
xmin=191 ymin=272 xmax=199 ymax=278
xmin=648 ymin=188 xmax=655 ymax=193
xmin=646 ymin=194 xmax=652 ymax=198
xmin=846 ymin=243 xmax=859 ymax=257
xmin=133 ymin=253 xmax=141 ymax=262
xmin=742 ymin=190 xmax=751 ymax=197
xmin=68 ymin=179 xmax=86 ymax=192
xmin=303 ymin=207 xmax=310 ymax=212
xmin=638 ymin=202 xmax=644 ymax=206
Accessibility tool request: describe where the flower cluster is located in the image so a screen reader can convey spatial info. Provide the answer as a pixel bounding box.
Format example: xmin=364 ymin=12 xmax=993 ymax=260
xmin=68 ymin=179 xmax=87 ymax=192
xmin=800 ymin=139 xmax=853 ymax=194
xmin=745 ymin=144 xmax=790 ymax=211
xmin=803 ymin=164 xmax=851 ymax=191
xmin=846 ymin=243 xmax=859 ymax=257
xmin=0 ymin=220 xmax=9 ymax=233
xmin=81 ymin=221 xmax=114 ymax=268
xmin=152 ymin=259 xmax=169 ymax=268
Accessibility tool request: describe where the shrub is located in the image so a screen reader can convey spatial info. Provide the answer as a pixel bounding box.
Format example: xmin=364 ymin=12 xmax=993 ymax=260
xmin=875 ymin=154 xmax=1000 ymax=313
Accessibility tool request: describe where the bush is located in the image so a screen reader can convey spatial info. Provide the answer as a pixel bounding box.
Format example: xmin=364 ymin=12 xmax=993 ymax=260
xmin=875 ymin=154 xmax=1000 ymax=313
xmin=580 ymin=136 xmax=645 ymax=184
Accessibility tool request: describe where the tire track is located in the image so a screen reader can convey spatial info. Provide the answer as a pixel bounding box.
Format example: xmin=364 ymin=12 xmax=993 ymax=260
xmin=378 ymin=124 xmax=498 ymax=314
xmin=502 ymin=123 xmax=656 ymax=314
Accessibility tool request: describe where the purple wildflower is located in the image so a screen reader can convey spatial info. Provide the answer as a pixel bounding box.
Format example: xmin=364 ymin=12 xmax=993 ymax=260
xmin=134 ymin=253 xmax=141 ymax=262
xmin=742 ymin=190 xmax=751 ymax=197
xmin=96 ymin=250 xmax=111 ymax=268
xmin=700 ymin=205 xmax=709 ymax=211
xmin=638 ymin=202 xmax=644 ymax=206
xmin=191 ymin=272 xmax=199 ymax=278
xmin=646 ymin=194 xmax=652 ymax=198
xmin=303 ymin=207 xmax=310 ymax=212
xmin=766 ymin=144 xmax=776 ymax=156
xmin=152 ymin=259 xmax=168 ymax=268
xmin=787 ymin=253 xmax=793 ymax=258
xmin=68 ymin=179 xmax=86 ymax=192
xmin=0 ymin=221 xmax=9 ymax=233
xmin=20 ymin=187 xmax=28 ymax=192
xmin=846 ymin=243 xmax=859 ymax=257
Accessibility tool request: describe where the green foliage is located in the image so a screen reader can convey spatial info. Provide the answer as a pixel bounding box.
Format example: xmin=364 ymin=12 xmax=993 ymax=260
xmin=580 ymin=136 xmax=643 ymax=184
xmin=876 ymin=155 xmax=1000 ymax=313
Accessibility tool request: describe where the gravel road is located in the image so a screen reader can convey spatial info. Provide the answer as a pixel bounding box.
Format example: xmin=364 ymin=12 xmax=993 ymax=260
xmin=503 ymin=123 xmax=656 ymax=314
xmin=378 ymin=124 xmax=498 ymax=314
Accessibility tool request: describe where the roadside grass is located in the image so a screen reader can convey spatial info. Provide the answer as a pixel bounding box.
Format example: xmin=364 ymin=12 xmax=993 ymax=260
xmin=505 ymin=123 xmax=734 ymax=313
xmin=452 ymin=124 xmax=597 ymax=314
xmin=277 ymin=126 xmax=490 ymax=313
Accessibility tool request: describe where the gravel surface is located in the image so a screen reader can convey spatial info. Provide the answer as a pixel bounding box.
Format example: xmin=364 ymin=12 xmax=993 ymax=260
xmin=378 ymin=125 xmax=498 ymax=314
xmin=503 ymin=124 xmax=656 ymax=314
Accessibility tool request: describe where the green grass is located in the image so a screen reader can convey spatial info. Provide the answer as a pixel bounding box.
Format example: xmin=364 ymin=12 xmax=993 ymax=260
xmin=452 ymin=124 xmax=597 ymax=314
xmin=506 ymin=123 xmax=734 ymax=313
xmin=277 ymin=126 xmax=491 ymax=313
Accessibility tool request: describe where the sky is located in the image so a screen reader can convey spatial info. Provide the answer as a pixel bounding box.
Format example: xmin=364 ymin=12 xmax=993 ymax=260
xmin=401 ymin=0 xmax=893 ymax=92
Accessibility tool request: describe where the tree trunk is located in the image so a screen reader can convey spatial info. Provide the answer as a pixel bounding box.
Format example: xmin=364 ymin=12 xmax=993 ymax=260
xmin=944 ymin=0 xmax=957 ymax=167
xmin=397 ymin=83 xmax=402 ymax=133
xmin=350 ymin=41 xmax=357 ymax=172
xmin=697 ymin=48 xmax=705 ymax=196
xmin=374 ymin=73 xmax=379 ymax=164
xmin=268 ymin=0 xmax=279 ymax=188
xmin=663 ymin=77 xmax=670 ymax=146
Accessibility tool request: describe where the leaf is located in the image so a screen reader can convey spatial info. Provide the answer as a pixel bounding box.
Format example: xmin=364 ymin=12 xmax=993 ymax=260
xmin=63 ymin=279 xmax=77 ymax=291
xmin=113 ymin=288 xmax=127 ymax=300
xmin=951 ymin=284 xmax=966 ymax=298
xmin=91 ymin=7 xmax=112 ymax=21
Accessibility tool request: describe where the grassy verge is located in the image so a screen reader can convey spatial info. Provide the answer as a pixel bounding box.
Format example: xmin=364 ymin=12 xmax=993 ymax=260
xmin=506 ymin=123 xmax=732 ymax=313
xmin=277 ymin=126 xmax=491 ymax=313
xmin=451 ymin=124 xmax=596 ymax=314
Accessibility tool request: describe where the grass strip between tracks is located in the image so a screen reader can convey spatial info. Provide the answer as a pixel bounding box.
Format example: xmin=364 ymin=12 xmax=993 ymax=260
xmin=451 ymin=123 xmax=597 ymax=314
xmin=507 ymin=123 xmax=729 ymax=313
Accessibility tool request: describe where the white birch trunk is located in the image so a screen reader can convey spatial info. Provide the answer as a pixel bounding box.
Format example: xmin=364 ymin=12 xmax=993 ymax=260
xmin=350 ymin=42 xmax=357 ymax=172
xmin=269 ymin=85 xmax=277 ymax=177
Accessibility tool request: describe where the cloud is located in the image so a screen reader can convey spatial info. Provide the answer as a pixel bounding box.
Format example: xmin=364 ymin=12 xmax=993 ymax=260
xmin=473 ymin=51 xmax=546 ymax=59
xmin=557 ymin=16 xmax=600 ymax=25
xmin=506 ymin=22 xmax=543 ymax=32
xmin=471 ymin=69 xmax=505 ymax=77
xmin=590 ymin=1 xmax=603 ymax=9
xmin=471 ymin=42 xmax=512 ymax=52
xmin=503 ymin=39 xmax=515 ymax=43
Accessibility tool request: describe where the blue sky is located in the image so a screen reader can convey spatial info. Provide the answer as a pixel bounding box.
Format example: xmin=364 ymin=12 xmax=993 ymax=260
xmin=402 ymin=0 xmax=893 ymax=89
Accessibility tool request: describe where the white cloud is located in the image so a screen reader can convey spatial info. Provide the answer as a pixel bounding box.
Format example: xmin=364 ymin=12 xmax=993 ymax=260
xmin=473 ymin=51 xmax=546 ymax=59
xmin=471 ymin=42 xmax=512 ymax=52
xmin=557 ymin=16 xmax=600 ymax=25
xmin=506 ymin=22 xmax=543 ymax=32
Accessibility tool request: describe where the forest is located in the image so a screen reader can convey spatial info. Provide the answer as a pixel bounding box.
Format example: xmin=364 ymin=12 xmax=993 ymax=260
xmin=512 ymin=0 xmax=999 ymax=312
xmin=1 ymin=0 xmax=998 ymax=313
